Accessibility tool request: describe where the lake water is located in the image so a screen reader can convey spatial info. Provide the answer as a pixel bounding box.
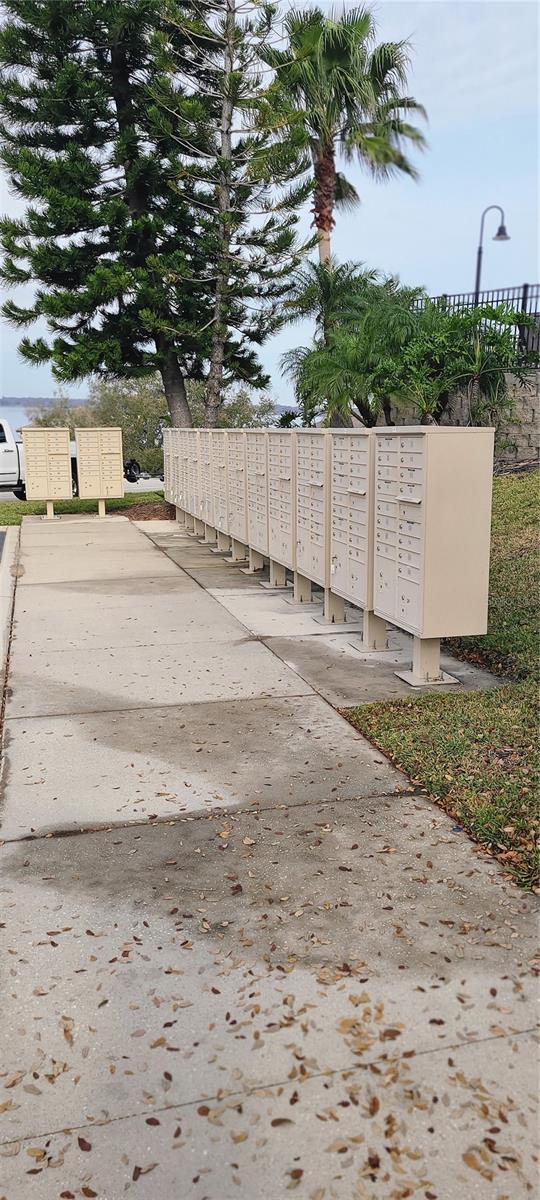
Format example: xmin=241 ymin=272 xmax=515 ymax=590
xmin=0 ymin=404 xmax=31 ymax=435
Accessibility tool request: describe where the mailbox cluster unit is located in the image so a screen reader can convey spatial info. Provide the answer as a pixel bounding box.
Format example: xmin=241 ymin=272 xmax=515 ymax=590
xmin=164 ymin=425 xmax=494 ymax=685
xmin=22 ymin=425 xmax=124 ymax=519
xmin=75 ymin=427 xmax=124 ymax=500
xmin=22 ymin=428 xmax=73 ymax=503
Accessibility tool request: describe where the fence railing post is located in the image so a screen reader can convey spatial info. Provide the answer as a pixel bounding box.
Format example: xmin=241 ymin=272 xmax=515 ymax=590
xmin=518 ymin=282 xmax=530 ymax=352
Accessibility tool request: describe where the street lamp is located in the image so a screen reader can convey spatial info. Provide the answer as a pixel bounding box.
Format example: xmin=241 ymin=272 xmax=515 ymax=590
xmin=474 ymin=205 xmax=510 ymax=302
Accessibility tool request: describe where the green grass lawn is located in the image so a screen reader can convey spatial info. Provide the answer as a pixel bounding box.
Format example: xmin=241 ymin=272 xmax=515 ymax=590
xmin=0 ymin=490 xmax=166 ymax=525
xmin=346 ymin=472 xmax=539 ymax=890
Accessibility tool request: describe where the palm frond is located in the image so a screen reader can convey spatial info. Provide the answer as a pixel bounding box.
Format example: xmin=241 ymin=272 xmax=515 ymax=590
xmin=259 ymin=7 xmax=426 ymax=249
xmin=334 ymin=171 xmax=360 ymax=211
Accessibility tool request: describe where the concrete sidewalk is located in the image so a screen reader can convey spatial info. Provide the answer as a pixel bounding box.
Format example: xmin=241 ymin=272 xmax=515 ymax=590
xmin=0 ymin=515 xmax=537 ymax=1199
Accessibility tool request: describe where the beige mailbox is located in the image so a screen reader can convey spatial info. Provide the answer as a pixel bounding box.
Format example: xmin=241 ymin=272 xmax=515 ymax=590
xmin=163 ymin=428 xmax=184 ymax=516
xmin=179 ymin=429 xmax=192 ymax=523
xmin=199 ymin=430 xmax=214 ymax=537
xmin=22 ymin=427 xmax=73 ymax=516
xmin=373 ymin=426 xmax=495 ymax=684
xmin=164 ymin=428 xmax=196 ymax=531
xmin=171 ymin=430 xmax=181 ymax=509
xmin=330 ymin=430 xmax=386 ymax=648
xmin=211 ymin=431 xmax=229 ymax=546
xmin=226 ymin=431 xmax=248 ymax=560
xmin=186 ymin=430 xmax=202 ymax=531
xmin=163 ymin=428 xmax=173 ymax=503
xmin=75 ymin=427 xmax=124 ymax=516
xmin=246 ymin=431 xmax=269 ymax=572
xmin=267 ymin=431 xmax=296 ymax=588
xmin=294 ymin=429 xmax=344 ymax=619
xmin=295 ymin=429 xmax=326 ymax=604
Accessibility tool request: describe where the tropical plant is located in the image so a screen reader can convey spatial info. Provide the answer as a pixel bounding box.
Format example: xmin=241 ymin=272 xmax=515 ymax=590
xmin=260 ymin=6 xmax=426 ymax=261
xmin=398 ymin=302 xmax=533 ymax=424
xmin=283 ymin=335 xmax=370 ymax=425
xmin=276 ymin=409 xmax=299 ymax=428
xmin=282 ymin=262 xmax=423 ymax=424
xmin=283 ymin=258 xmax=378 ymax=341
xmin=282 ymin=263 xmax=533 ymax=428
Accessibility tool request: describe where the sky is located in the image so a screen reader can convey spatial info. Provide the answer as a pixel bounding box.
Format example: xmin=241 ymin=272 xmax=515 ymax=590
xmin=0 ymin=0 xmax=538 ymax=401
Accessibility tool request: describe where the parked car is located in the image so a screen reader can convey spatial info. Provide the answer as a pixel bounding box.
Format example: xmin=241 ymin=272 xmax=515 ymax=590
xmin=0 ymin=418 xmax=141 ymax=498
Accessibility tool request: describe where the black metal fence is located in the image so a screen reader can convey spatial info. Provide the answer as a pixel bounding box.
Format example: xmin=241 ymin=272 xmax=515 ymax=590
xmin=413 ymin=282 xmax=540 ymax=360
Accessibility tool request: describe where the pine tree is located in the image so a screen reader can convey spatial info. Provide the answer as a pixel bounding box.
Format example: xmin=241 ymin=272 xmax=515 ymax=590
xmin=161 ymin=0 xmax=313 ymax=424
xmin=0 ymin=0 xmax=217 ymax=425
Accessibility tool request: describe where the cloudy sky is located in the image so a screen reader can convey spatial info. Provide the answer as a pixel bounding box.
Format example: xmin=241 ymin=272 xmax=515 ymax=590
xmin=0 ymin=0 xmax=538 ymax=401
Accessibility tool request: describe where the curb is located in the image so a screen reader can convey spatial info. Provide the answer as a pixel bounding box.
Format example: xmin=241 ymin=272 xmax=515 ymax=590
xmin=0 ymin=526 xmax=21 ymax=686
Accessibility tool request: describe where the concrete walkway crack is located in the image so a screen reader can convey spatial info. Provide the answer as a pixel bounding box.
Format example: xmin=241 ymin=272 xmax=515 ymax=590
xmin=0 ymin=1027 xmax=534 ymax=1151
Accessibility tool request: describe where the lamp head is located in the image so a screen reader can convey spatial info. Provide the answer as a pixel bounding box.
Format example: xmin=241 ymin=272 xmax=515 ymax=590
xmin=493 ymin=223 xmax=510 ymax=241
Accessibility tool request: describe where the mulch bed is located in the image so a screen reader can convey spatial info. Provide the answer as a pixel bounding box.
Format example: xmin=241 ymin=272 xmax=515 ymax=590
xmin=117 ymin=501 xmax=176 ymax=521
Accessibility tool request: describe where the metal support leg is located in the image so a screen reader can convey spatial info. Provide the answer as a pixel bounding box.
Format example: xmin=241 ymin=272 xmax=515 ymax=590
xmin=269 ymin=560 xmax=286 ymax=587
xmin=247 ymin=548 xmax=265 ymax=573
xmin=175 ymin=506 xmax=186 ymax=527
xmin=362 ymin=610 xmax=388 ymax=651
xmin=184 ymin=514 xmax=195 ymax=532
xmin=412 ymin=637 xmax=441 ymax=682
xmin=217 ymin=531 xmax=231 ymax=552
xmin=203 ymin=524 xmax=216 ymax=544
xmin=322 ymin=587 xmax=346 ymax=624
xmin=228 ymin=538 xmax=248 ymax=562
xmin=97 ymin=499 xmax=106 ymax=519
xmin=194 ymin=517 xmax=205 ymax=536
xmin=45 ymin=500 xmax=54 ymax=520
xmin=293 ymin=571 xmax=312 ymax=603
xmin=395 ymin=636 xmax=458 ymax=687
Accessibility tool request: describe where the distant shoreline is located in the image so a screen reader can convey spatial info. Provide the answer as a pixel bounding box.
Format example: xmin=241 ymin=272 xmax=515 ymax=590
xmin=1 ymin=397 xmax=89 ymax=406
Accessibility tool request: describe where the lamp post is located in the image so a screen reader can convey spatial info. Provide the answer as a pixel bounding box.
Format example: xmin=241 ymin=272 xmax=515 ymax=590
xmin=474 ymin=205 xmax=510 ymax=303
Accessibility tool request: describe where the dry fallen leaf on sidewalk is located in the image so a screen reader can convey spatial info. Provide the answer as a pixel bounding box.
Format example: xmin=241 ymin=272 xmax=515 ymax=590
xmin=3 ymin=1072 xmax=24 ymax=1089
xmin=61 ymin=1016 xmax=74 ymax=1045
xmin=133 ymin=1163 xmax=157 ymax=1180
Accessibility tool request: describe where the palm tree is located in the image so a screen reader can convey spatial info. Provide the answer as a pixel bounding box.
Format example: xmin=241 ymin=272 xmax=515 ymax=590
xmin=282 ymin=334 xmax=377 ymax=426
xmin=260 ymin=6 xmax=426 ymax=262
xmin=282 ymin=268 xmax=425 ymax=426
xmin=282 ymin=258 xmax=381 ymax=425
xmin=284 ymin=257 xmax=379 ymax=341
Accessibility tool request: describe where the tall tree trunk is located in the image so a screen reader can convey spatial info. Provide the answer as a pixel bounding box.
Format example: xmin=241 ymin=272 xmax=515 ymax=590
xmin=313 ymin=143 xmax=348 ymax=427
xmin=313 ymin=145 xmax=336 ymax=267
xmin=318 ymin=228 xmax=331 ymax=265
xmin=467 ymin=376 xmax=481 ymax=423
xmin=158 ymin=353 xmax=192 ymax=428
xmin=382 ymin=398 xmax=395 ymax=425
xmin=328 ymin=409 xmax=353 ymax=428
xmin=205 ymin=0 xmax=235 ymax=427
xmin=109 ymin=41 xmax=192 ymax=427
xmin=158 ymin=342 xmax=192 ymax=426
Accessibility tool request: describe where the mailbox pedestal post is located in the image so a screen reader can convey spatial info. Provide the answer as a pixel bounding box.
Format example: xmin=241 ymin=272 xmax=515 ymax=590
xmin=362 ymin=610 xmax=387 ymax=651
xmin=323 ymin=587 xmax=345 ymax=623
